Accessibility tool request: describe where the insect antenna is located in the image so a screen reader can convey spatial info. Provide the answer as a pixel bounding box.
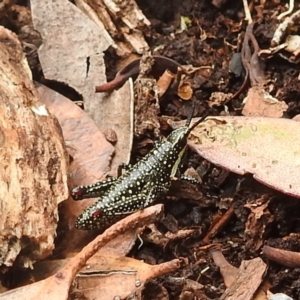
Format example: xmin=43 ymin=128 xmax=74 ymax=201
xmin=186 ymin=111 xmax=209 ymax=136
xmin=185 ymin=102 xmax=196 ymax=128
xmin=183 ymin=102 xmax=210 ymax=137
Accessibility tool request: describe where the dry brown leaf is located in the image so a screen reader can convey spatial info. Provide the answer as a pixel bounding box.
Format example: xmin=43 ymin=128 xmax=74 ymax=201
xmin=170 ymin=116 xmax=300 ymax=198
xmin=244 ymin=196 xmax=274 ymax=250
xmin=220 ymin=257 xmax=267 ymax=300
xmin=36 ymin=84 xmax=114 ymax=188
xmin=242 ymin=87 xmax=288 ymax=117
xmin=76 ymin=254 xmax=181 ymax=299
xmin=31 ymin=0 xmax=134 ymax=176
xmin=36 ymin=83 xmax=117 ymax=252
xmin=15 ymin=229 xmax=141 ymax=287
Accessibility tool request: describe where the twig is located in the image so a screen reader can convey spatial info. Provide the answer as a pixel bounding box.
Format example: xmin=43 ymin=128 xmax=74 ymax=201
xmin=278 ymin=0 xmax=294 ymax=20
xmin=242 ymin=0 xmax=252 ymax=24
xmin=271 ymin=9 xmax=300 ymax=46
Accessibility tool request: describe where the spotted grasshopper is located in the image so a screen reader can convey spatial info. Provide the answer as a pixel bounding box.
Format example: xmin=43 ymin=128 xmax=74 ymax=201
xmin=72 ymin=113 xmax=206 ymax=230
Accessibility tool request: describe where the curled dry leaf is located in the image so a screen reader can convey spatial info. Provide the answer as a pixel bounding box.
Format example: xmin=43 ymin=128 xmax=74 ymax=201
xmin=170 ymin=116 xmax=300 ymax=198
xmin=177 ymin=81 xmax=193 ymax=100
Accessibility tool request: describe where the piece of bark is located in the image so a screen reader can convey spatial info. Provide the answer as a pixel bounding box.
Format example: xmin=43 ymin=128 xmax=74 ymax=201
xmin=220 ymin=257 xmax=267 ymax=300
xmin=0 ymin=27 xmax=68 ymax=268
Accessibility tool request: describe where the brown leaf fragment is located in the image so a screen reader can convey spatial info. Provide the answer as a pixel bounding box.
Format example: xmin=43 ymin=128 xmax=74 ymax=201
xmin=177 ymin=82 xmax=193 ymax=100
xmin=168 ymin=180 xmax=204 ymax=204
xmin=220 ymin=257 xmax=267 ymax=300
xmin=209 ymin=246 xmax=239 ymax=288
xmin=37 ymin=84 xmax=114 ymax=187
xmin=76 ymin=254 xmax=181 ymax=300
xmin=244 ymin=196 xmax=274 ymax=250
xmin=242 ymin=87 xmax=288 ymax=117
xmin=0 ymin=27 xmax=68 ymax=267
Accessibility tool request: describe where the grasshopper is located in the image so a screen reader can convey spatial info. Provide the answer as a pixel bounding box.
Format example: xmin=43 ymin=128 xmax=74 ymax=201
xmin=72 ymin=112 xmax=206 ymax=230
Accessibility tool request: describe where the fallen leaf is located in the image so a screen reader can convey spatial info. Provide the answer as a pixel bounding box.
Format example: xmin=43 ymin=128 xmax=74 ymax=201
xmin=244 ymin=196 xmax=274 ymax=250
xmin=192 ymin=116 xmax=300 ymax=198
xmin=37 ymin=83 xmax=116 ymax=252
xmin=242 ymin=86 xmax=288 ymax=117
xmin=31 ymin=0 xmax=134 ymax=176
xmin=76 ymin=254 xmax=181 ymax=300
xmin=36 ymin=84 xmax=114 ymax=188
xmin=220 ymin=257 xmax=267 ymax=300
xmin=170 ymin=116 xmax=300 ymax=198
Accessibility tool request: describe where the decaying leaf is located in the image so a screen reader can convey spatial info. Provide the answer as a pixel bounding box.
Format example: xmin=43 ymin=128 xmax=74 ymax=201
xmin=37 ymin=84 xmax=117 ymax=251
xmin=37 ymin=84 xmax=114 ymax=188
xmin=170 ymin=116 xmax=300 ymax=198
xmin=31 ymin=0 xmax=134 ymax=176
xmin=244 ymin=196 xmax=274 ymax=250
xmin=76 ymin=254 xmax=181 ymax=300
xmin=211 ymin=249 xmax=267 ymax=300
xmin=242 ymin=86 xmax=288 ymax=118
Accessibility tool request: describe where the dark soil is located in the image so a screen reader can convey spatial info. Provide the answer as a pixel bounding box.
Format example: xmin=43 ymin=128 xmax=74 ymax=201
xmin=132 ymin=0 xmax=300 ymax=299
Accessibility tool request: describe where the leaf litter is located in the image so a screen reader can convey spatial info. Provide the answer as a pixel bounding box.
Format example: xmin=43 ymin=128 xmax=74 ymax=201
xmin=2 ymin=1 xmax=298 ymax=299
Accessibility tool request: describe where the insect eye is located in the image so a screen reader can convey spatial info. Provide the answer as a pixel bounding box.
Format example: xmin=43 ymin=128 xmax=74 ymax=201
xmin=71 ymin=187 xmax=86 ymax=200
xmin=91 ymin=210 xmax=102 ymax=218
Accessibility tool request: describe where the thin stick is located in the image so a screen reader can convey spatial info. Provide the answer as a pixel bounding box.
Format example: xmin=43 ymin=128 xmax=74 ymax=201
xmin=242 ymin=0 xmax=252 ymax=24
xmin=278 ymin=0 xmax=294 ymax=20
